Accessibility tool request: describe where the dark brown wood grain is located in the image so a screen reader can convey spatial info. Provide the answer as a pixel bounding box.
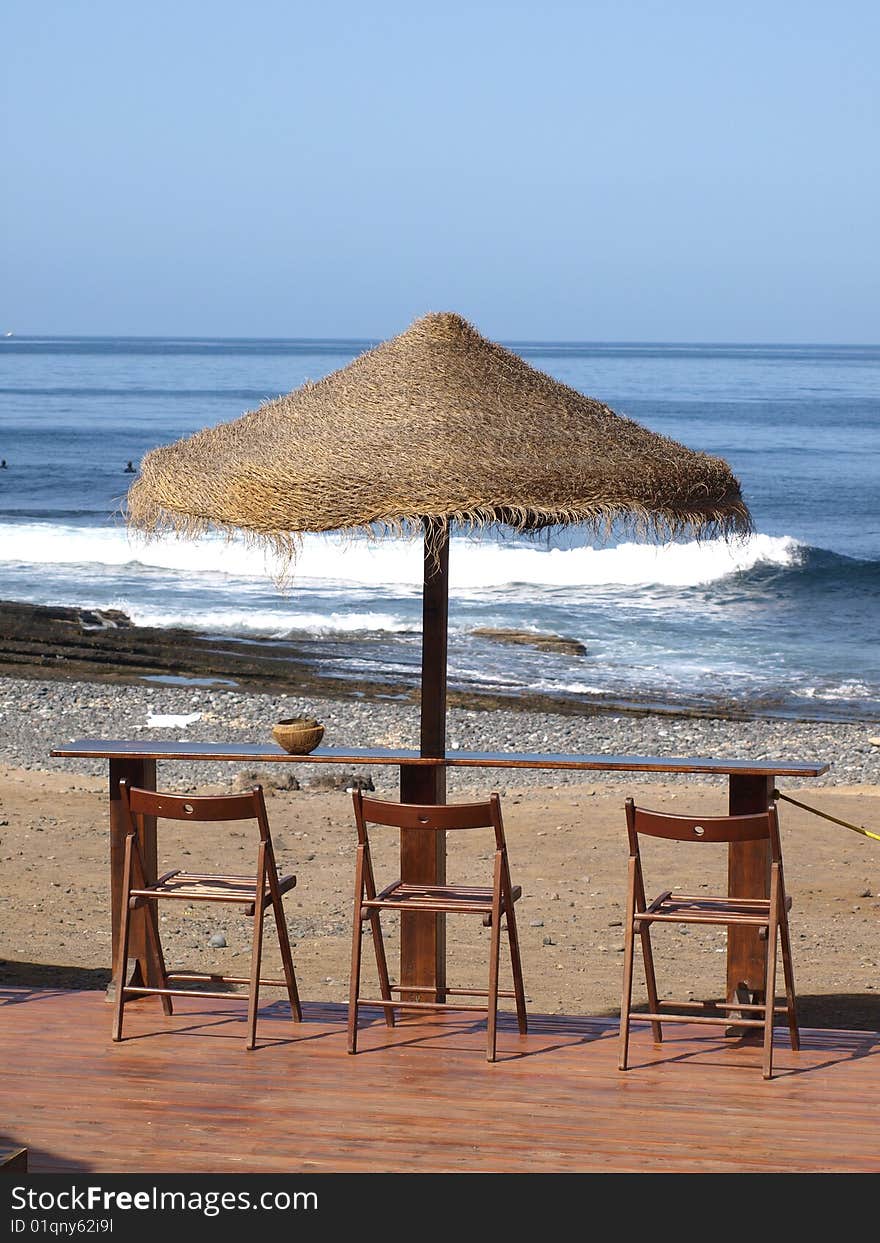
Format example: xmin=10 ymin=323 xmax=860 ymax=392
xmin=623 ymin=804 xmax=775 ymax=843
xmin=108 ymin=757 xmax=156 ymax=1001
xmin=52 ymin=740 xmax=829 ymax=777
xmin=399 ymin=765 xmax=447 ymax=1003
xmin=446 ymin=751 xmax=828 ymax=776
xmin=728 ymin=774 xmax=775 ymax=1005
xmin=54 ymin=741 xmax=444 ymax=764
xmin=358 ymin=796 xmax=505 ymax=830
xmin=418 ymin=525 xmax=449 ymax=764
xmin=127 ymin=786 xmax=272 ymax=822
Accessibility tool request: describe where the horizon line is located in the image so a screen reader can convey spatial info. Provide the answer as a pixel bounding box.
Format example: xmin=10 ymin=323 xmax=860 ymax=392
xmin=2 ymin=334 xmax=879 ymax=350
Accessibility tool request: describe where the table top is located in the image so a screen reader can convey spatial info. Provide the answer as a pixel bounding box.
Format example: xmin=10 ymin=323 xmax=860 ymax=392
xmin=50 ymin=739 xmax=830 ymax=778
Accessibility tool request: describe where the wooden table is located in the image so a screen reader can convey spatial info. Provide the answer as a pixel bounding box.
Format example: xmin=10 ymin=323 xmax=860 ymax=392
xmin=50 ymin=740 xmax=828 ymax=1008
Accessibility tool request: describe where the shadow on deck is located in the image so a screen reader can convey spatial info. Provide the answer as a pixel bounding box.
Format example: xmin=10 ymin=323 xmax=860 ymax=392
xmin=2 ymin=988 xmax=878 ymax=1173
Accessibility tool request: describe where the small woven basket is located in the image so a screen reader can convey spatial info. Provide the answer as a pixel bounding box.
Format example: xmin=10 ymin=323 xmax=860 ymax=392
xmin=272 ymin=717 xmax=325 ymax=754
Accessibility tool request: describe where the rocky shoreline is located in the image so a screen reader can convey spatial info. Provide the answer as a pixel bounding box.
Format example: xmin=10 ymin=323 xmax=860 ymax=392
xmin=1 ymin=673 xmax=878 ymax=790
xmin=5 ymin=598 xmax=873 ymax=729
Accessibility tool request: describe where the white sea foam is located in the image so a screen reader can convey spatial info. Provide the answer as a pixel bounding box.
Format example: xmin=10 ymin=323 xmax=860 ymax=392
xmin=450 ymin=533 xmax=800 ymax=590
xmin=125 ymin=605 xmax=419 ymax=637
xmin=0 ymin=521 xmax=803 ymax=591
xmin=799 ymin=680 xmax=874 ymax=702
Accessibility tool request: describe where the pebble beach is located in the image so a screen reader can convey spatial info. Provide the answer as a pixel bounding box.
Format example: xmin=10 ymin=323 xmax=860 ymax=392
xmin=3 ymin=675 xmax=878 ymax=790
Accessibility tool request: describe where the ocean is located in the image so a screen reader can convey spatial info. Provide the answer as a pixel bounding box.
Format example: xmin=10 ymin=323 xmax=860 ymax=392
xmin=0 ymin=336 xmax=878 ymax=723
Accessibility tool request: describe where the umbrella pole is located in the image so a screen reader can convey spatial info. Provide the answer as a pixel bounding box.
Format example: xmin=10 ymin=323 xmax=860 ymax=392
xmin=399 ymin=523 xmax=449 ymax=1001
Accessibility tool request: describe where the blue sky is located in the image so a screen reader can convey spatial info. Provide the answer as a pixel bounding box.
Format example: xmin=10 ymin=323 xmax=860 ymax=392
xmin=3 ymin=2 xmax=878 ymax=341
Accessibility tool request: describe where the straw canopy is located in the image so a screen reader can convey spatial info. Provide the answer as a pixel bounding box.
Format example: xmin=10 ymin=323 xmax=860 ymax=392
xmin=126 ymin=312 xmax=751 ymax=554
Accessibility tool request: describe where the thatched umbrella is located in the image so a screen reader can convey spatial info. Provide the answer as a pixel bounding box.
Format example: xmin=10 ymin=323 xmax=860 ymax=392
xmin=127 ymin=310 xmax=750 ymax=794
xmin=127 ymin=310 xmax=751 ymax=996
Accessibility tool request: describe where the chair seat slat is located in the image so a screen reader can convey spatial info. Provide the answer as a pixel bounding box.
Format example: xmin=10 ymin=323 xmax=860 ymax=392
xmin=635 ymin=911 xmax=770 ymax=926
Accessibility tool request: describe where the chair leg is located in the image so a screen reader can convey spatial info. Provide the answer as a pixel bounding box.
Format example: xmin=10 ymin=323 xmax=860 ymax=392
xmin=245 ymin=865 xmax=267 ymax=1051
xmin=639 ymin=925 xmax=662 ymax=1044
xmin=111 ymin=835 xmax=135 ymax=1042
xmin=143 ymin=897 xmax=173 ymax=1017
xmin=763 ymin=869 xmax=781 ymax=1079
xmin=245 ymin=912 xmax=266 ymax=1051
xmin=369 ymin=913 xmax=395 ymax=1029
xmin=505 ymin=897 xmax=528 ymax=1036
xmin=618 ymin=859 xmax=638 ymax=1071
xmin=270 ymin=891 xmax=302 ymax=1022
xmin=126 ymin=834 xmax=172 ymax=1017
xmin=487 ymin=871 xmax=503 ymax=1063
xmin=348 ymin=914 xmax=364 ymax=1055
xmin=779 ymin=891 xmax=800 ymax=1053
xmin=361 ymin=843 xmax=393 ymax=1029
xmin=635 ymin=866 xmax=661 ymax=1043
xmin=111 ymin=902 xmax=133 ymax=1043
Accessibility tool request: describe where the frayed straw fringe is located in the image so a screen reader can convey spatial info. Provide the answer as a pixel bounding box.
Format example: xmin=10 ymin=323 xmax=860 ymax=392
xmin=126 ymin=497 xmax=752 ymax=583
xmin=125 ymin=311 xmax=752 ymax=577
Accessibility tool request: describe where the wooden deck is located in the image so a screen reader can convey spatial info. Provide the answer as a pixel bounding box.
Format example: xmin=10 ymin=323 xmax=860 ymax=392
xmin=2 ymin=988 xmax=878 ymax=1173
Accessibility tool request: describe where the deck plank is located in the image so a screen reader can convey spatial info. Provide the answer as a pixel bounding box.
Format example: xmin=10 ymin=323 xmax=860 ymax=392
xmin=1 ymin=990 xmax=877 ymax=1173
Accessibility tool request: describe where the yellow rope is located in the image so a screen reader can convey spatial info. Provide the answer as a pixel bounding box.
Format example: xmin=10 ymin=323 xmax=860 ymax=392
xmin=773 ymin=789 xmax=880 ymax=843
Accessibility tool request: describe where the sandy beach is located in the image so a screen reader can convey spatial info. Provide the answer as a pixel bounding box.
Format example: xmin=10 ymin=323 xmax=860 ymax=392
xmin=2 ymin=670 xmax=878 ymax=1030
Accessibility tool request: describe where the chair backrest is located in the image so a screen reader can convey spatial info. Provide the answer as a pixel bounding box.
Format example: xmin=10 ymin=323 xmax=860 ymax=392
xmin=121 ymin=781 xmax=271 ymax=840
xmin=352 ymin=790 xmax=507 ymax=850
xmin=625 ymin=798 xmax=782 ymax=862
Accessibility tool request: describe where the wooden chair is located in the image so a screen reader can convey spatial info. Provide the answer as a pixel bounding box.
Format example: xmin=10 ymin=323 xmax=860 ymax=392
xmin=112 ymin=782 xmax=302 ymax=1049
xmin=619 ymin=798 xmax=799 ymax=1079
xmin=348 ymin=791 xmax=527 ymax=1061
